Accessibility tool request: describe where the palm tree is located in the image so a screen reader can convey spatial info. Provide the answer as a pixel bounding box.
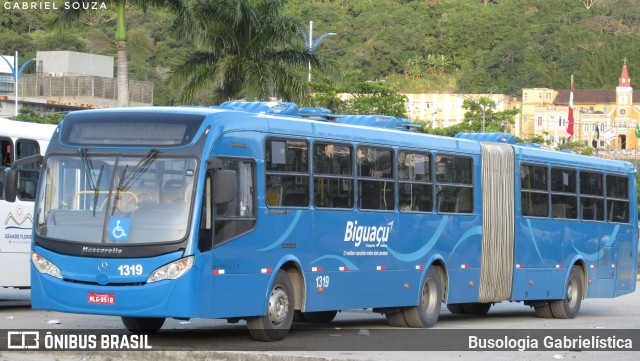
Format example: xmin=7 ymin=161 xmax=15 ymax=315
xmin=55 ymin=0 xmax=187 ymax=107
xmin=425 ymin=53 xmax=438 ymax=76
xmin=434 ymin=54 xmax=452 ymax=77
xmin=172 ymin=0 xmax=322 ymax=104
xmin=403 ymin=56 xmax=425 ymax=81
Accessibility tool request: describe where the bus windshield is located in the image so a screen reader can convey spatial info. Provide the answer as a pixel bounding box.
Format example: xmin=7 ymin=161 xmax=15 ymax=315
xmin=35 ymin=154 xmax=198 ymax=245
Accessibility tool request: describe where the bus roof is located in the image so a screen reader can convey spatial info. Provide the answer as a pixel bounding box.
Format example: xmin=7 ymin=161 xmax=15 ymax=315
xmin=513 ymin=142 xmax=635 ymax=173
xmin=0 ymin=118 xmax=58 ymax=140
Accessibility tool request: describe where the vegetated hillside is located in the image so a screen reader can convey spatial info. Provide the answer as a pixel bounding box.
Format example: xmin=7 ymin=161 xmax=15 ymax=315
xmin=285 ymin=0 xmax=640 ymax=94
xmin=1 ymin=0 xmax=640 ymax=105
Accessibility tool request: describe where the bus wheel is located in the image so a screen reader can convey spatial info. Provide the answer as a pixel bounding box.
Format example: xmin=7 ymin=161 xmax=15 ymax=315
xmin=247 ymin=270 xmax=294 ymax=341
xmin=297 ymin=310 xmax=338 ymax=324
xmin=385 ymin=310 xmax=408 ymax=327
xmin=534 ymin=302 xmax=554 ymax=318
xmin=462 ymin=302 xmax=491 ymax=315
xmin=121 ymin=316 xmax=165 ymax=334
xmin=403 ymin=267 xmax=442 ymax=328
xmin=550 ymin=266 xmax=583 ymax=319
xmin=446 ymin=304 xmax=466 ymax=314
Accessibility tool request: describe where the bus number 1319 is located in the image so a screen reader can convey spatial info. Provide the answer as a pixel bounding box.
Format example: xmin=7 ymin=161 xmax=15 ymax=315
xmin=118 ymin=265 xmax=143 ymax=276
xmin=316 ymin=275 xmax=330 ymax=289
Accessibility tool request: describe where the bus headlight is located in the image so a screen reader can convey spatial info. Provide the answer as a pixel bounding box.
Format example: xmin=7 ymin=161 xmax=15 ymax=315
xmin=147 ymin=256 xmax=194 ymax=283
xmin=31 ymin=251 xmax=62 ymax=279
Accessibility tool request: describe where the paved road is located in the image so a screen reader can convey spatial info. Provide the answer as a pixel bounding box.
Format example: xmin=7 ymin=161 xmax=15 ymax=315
xmin=1 ymin=285 xmax=639 ymax=361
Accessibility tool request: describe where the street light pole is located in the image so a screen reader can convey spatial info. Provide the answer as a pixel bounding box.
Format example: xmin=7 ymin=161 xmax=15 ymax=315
xmin=308 ymin=21 xmax=313 ymax=82
xmin=0 ymin=51 xmax=36 ymax=116
xmin=15 ymin=51 xmax=18 ymax=116
xmin=307 ymin=21 xmax=336 ymax=82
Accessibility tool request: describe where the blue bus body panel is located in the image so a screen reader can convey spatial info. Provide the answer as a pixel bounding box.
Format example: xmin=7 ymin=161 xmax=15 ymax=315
xmin=31 ymin=246 xmax=208 ymax=318
xmin=33 ymin=247 xmax=185 ymax=285
xmin=208 ymin=273 xmax=273 ymax=318
xmin=512 ymin=146 xmax=637 ymax=301
xmin=303 ymin=271 xmax=416 ymax=311
xmin=206 ymin=123 xmax=485 ymax=312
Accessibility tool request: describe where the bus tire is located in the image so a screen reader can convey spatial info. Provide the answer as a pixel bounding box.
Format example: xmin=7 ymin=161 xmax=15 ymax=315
xmin=534 ymin=302 xmax=554 ymax=318
xmin=403 ymin=267 xmax=442 ymax=328
xmin=446 ymin=304 xmax=466 ymax=314
xmin=297 ymin=310 xmax=338 ymax=324
xmin=247 ymin=270 xmax=294 ymax=341
xmin=121 ymin=316 xmax=165 ymax=334
xmin=550 ymin=266 xmax=583 ymax=319
xmin=462 ymin=302 xmax=491 ymax=315
xmin=385 ymin=310 xmax=408 ymax=327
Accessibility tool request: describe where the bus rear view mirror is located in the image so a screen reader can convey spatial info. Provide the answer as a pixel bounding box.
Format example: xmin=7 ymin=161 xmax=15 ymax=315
xmin=213 ymin=169 xmax=236 ymax=204
xmin=208 ymin=159 xmax=237 ymax=204
xmin=3 ymin=167 xmax=18 ymax=203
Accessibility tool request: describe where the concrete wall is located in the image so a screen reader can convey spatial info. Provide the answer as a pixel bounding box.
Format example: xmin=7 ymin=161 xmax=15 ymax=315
xmin=37 ymin=51 xmax=114 ymax=78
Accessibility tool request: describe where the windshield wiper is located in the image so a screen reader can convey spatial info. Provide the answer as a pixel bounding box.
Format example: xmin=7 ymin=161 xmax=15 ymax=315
xmin=92 ymin=165 xmax=104 ymax=217
xmin=111 ymin=150 xmax=159 ymax=215
xmin=79 ymin=149 xmax=103 ymax=216
xmin=79 ymin=149 xmax=96 ymax=190
xmin=119 ymin=150 xmax=159 ymax=191
xmin=111 ymin=164 xmax=129 ymax=216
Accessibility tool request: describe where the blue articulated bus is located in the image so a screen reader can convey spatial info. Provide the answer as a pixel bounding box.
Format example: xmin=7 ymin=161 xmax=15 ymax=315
xmin=4 ymin=103 xmax=637 ymax=341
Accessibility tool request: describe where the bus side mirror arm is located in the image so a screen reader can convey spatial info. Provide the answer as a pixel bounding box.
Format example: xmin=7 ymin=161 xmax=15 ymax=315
xmin=3 ymin=154 xmax=43 ymax=203
xmin=207 ymin=159 xmax=236 ymax=204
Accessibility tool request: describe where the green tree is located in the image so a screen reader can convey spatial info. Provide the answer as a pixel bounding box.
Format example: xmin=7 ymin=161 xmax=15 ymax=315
xmin=55 ymin=0 xmax=187 ymax=107
xmin=10 ymin=108 xmax=64 ymax=124
xmin=172 ymin=0 xmax=321 ymax=104
xmin=419 ymin=96 xmax=519 ymax=136
xmin=307 ymin=76 xmax=408 ymax=118
xmin=461 ymin=96 xmax=507 ymax=132
xmin=342 ymin=80 xmax=408 ymax=118
xmin=516 ymin=135 xmax=545 ymax=144
xmin=305 ymin=80 xmax=344 ymax=111
xmin=404 ymin=56 xmax=425 ymax=80
xmin=419 ymin=122 xmax=473 ymax=138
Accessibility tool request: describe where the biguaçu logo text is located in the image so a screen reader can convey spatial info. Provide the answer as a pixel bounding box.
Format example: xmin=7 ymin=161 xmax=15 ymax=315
xmin=343 ymin=220 xmax=393 ymax=247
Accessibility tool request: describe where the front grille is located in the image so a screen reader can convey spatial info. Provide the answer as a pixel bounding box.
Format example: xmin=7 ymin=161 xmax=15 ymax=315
xmin=64 ymin=278 xmax=146 ymax=287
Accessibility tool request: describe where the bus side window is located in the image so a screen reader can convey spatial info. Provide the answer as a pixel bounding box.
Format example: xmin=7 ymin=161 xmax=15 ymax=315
xmin=1 ymin=141 xmax=11 ymax=167
xmin=265 ymin=139 xmax=309 ymax=208
xmin=314 ymin=143 xmax=354 ymax=209
xmin=15 ymin=139 xmax=40 ymax=201
xmin=435 ymin=155 xmax=472 ymax=214
xmin=398 ymin=150 xmax=433 ymax=213
xmin=211 ymin=159 xmax=257 ymax=248
xmin=579 ymin=171 xmax=604 ymax=222
xmin=521 ymin=164 xmax=549 ymax=217
xmin=0 ymin=138 xmax=12 ymax=200
xmin=606 ymin=174 xmax=629 ymax=223
xmin=357 ymin=146 xmax=394 ymax=211
xmin=550 ymin=167 xmax=577 ymax=219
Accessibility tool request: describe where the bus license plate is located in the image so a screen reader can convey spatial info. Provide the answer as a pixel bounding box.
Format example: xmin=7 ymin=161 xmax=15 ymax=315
xmin=88 ymin=292 xmax=115 ymax=305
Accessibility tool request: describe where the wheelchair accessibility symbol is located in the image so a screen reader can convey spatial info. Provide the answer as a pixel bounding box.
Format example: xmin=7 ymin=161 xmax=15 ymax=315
xmin=109 ymin=218 xmax=131 ymax=242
